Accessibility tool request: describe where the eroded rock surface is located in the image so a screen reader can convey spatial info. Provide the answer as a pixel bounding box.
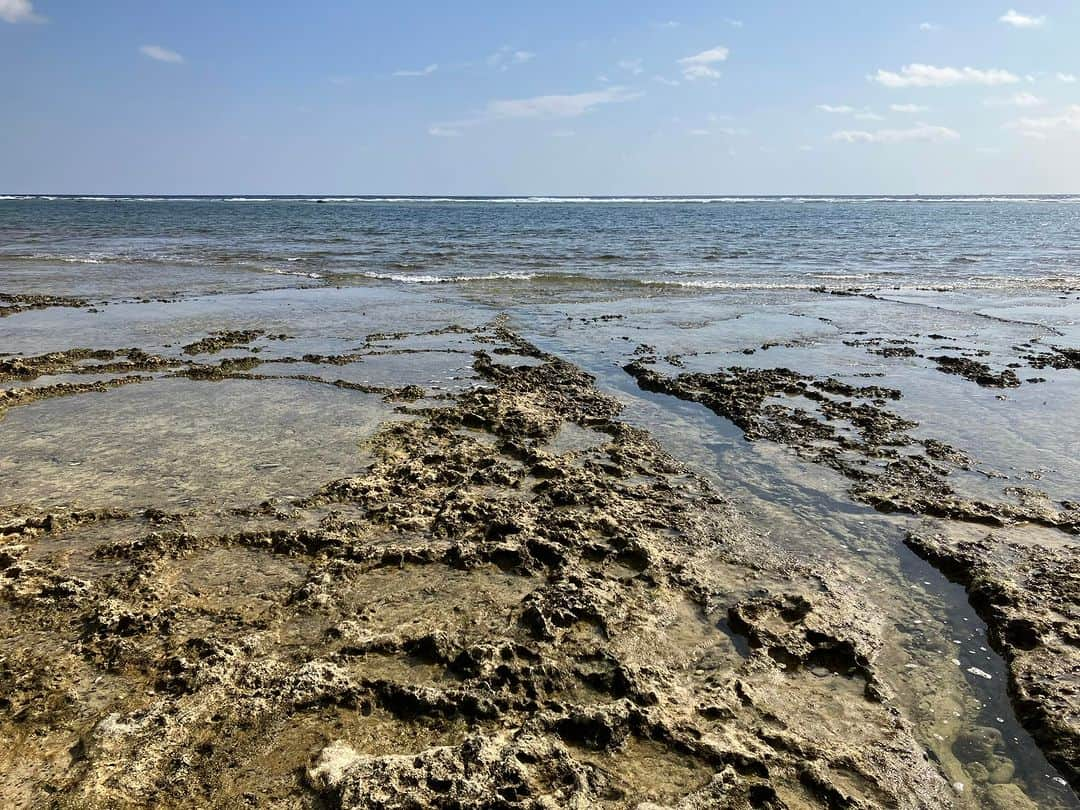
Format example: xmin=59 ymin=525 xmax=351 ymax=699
xmin=0 ymin=323 xmax=955 ymax=808
xmin=624 ymin=356 xmax=1079 ymax=533
xmin=906 ymin=529 xmax=1080 ymax=791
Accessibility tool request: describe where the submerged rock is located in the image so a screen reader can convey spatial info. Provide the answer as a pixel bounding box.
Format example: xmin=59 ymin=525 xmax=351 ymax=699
xmin=0 ymin=322 xmax=957 ymax=808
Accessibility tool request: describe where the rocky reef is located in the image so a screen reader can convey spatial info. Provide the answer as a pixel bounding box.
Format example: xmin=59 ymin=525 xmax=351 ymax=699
xmin=906 ymin=529 xmax=1080 ymax=792
xmin=624 ymin=351 xmax=1080 ymax=801
xmin=0 ymin=322 xmax=955 ymax=808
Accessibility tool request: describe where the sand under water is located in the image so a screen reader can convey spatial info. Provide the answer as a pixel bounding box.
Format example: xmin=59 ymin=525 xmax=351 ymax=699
xmin=0 ymin=269 xmax=1078 ymax=808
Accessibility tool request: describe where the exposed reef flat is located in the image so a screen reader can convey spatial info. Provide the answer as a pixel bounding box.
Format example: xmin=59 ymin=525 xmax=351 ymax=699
xmin=0 ymin=292 xmax=91 ymax=319
xmin=0 ymin=321 xmax=955 ymax=808
xmin=906 ymin=528 xmax=1080 ymax=792
xmin=623 ymin=354 xmax=1079 ymax=533
xmin=624 ymin=350 xmax=1080 ymax=799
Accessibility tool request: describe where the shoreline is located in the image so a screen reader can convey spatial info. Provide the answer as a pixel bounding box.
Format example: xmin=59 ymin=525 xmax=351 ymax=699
xmin=0 ymin=290 xmax=1077 ymax=807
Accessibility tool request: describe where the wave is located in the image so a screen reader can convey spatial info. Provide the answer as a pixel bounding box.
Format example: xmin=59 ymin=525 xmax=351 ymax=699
xmin=263 ymin=267 xmax=324 ymax=279
xmin=360 ymin=271 xmax=539 ymax=284
xmin=357 ymin=269 xmax=1080 ymax=293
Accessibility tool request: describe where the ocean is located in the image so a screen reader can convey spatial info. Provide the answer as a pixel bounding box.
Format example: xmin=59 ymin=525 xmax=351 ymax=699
xmin=2 ymin=195 xmax=1080 ymax=296
xmin=1 ymin=194 xmax=1078 ymax=807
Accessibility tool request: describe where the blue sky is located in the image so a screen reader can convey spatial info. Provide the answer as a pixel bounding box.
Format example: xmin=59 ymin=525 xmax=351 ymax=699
xmin=2 ymin=1 xmax=1078 ymax=194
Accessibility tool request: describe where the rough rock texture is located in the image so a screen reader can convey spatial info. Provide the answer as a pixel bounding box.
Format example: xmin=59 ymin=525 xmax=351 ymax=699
xmin=624 ymin=353 xmax=1079 ymax=803
xmin=905 ymin=529 xmax=1080 ymax=791
xmin=0 ymin=323 xmax=954 ymax=809
xmin=928 ymin=356 xmax=1021 ymax=389
xmin=623 ymin=357 xmax=1079 ymax=533
xmin=0 ymin=292 xmax=90 ymax=318
xmin=182 ymin=330 xmax=266 ymax=355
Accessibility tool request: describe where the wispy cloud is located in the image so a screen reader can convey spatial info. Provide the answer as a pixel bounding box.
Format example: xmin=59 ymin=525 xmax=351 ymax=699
xmin=618 ymin=58 xmax=644 ymax=76
xmin=1058 ymin=73 xmax=1077 ymax=83
xmin=429 ymin=86 xmax=641 ymax=135
xmin=890 ymin=103 xmax=929 ymax=113
xmin=985 ymin=91 xmax=1045 ymax=107
xmin=393 ymin=63 xmax=438 ymax=77
xmin=999 ymin=9 xmax=1046 ymax=27
xmin=486 ymin=87 xmax=641 ymax=119
xmin=818 ymin=105 xmax=883 ymax=120
xmin=488 ymin=46 xmax=534 ymax=70
xmin=139 ymin=45 xmax=184 ymax=64
xmin=678 ymin=46 xmax=729 ymax=81
xmin=653 ymin=76 xmax=680 ymax=87
xmin=726 ymin=18 xmax=744 ymax=28
xmin=0 ymin=0 xmax=43 ymax=23
xmin=654 ymin=20 xmax=680 ymax=29
xmin=871 ymin=64 xmax=1019 ymax=87
xmin=689 ymin=125 xmax=747 ymax=137
xmin=919 ymin=22 xmax=940 ymax=31
xmin=831 ymin=124 xmax=960 ymax=144
xmin=1005 ymin=105 xmax=1080 ymax=137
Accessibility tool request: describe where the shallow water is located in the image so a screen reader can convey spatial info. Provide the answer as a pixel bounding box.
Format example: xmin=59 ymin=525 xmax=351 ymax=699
xmin=1 ymin=197 xmax=1078 ymax=807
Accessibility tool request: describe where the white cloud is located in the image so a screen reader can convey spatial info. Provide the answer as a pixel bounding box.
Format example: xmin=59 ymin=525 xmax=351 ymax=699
xmin=871 ymin=64 xmax=1020 ymax=88
xmin=678 ymin=46 xmax=729 ymax=81
xmin=818 ymin=105 xmax=883 ymax=120
xmin=890 ymin=103 xmax=929 ymax=113
xmin=618 ymin=59 xmax=644 ymax=75
xmin=0 ymin=0 xmax=43 ymax=23
xmin=139 ymin=45 xmax=184 ymax=64
xmin=831 ymin=124 xmax=960 ymax=144
xmin=486 ymin=87 xmax=641 ymax=119
xmin=1058 ymin=73 xmax=1078 ymax=83
xmin=799 ymin=145 xmax=814 ymax=152
xmin=999 ymin=9 xmax=1046 ymax=27
xmin=393 ymin=64 xmax=438 ymax=77
xmin=655 ymin=20 xmax=680 ymax=29
xmin=653 ymin=76 xmax=680 ymax=87
xmin=985 ymin=92 xmax=1045 ymax=107
xmin=1005 ymin=105 xmax=1080 ymax=135
xmin=919 ymin=22 xmax=939 ymax=31
xmin=726 ymin=18 xmax=744 ymax=27
xmin=427 ymin=86 xmax=641 ymax=136
xmin=488 ymin=47 xmax=534 ymax=70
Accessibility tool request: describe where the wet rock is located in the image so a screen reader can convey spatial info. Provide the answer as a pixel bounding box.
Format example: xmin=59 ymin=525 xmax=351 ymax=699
xmin=182 ymin=330 xmax=265 ymax=355
xmin=906 ymin=529 xmax=1080 ymax=790
xmin=0 ymin=323 xmax=957 ymax=808
xmin=928 ymin=356 xmax=1021 ymax=388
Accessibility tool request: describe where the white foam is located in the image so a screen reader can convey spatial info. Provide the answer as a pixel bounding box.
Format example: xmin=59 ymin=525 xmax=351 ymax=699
xmin=361 ymin=271 xmax=538 ymax=284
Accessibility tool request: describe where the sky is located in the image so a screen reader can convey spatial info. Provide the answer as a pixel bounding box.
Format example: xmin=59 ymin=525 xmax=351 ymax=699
xmin=1 ymin=1 xmax=1078 ymax=194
